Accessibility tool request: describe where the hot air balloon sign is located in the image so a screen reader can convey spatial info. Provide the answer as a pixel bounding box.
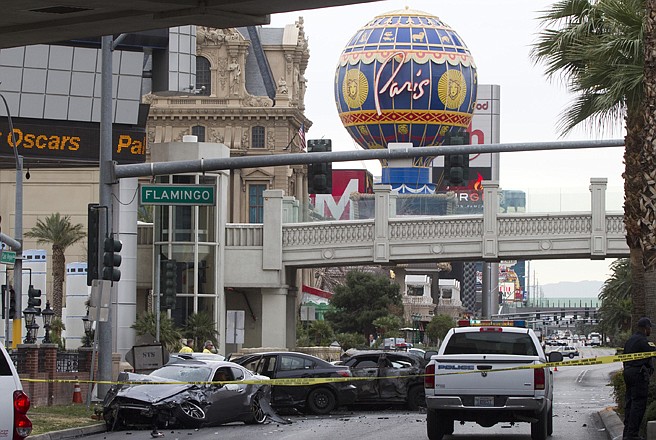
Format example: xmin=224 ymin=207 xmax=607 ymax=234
xmin=335 ymin=8 xmax=477 ymax=192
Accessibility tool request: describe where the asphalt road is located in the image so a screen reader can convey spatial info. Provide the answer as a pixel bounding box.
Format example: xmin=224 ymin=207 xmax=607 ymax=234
xmin=75 ymin=347 xmax=619 ymax=440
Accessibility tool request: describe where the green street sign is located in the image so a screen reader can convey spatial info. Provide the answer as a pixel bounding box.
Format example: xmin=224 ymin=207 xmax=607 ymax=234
xmin=0 ymin=251 xmax=16 ymax=265
xmin=140 ymin=184 xmax=216 ymax=206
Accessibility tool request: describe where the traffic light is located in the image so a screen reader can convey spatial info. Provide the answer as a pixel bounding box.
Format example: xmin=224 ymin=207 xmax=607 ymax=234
xmin=27 ymin=285 xmax=41 ymax=311
xmin=585 ymin=308 xmax=590 ymax=318
xmin=443 ymin=131 xmax=470 ymax=186
xmin=87 ymin=203 xmax=100 ymax=286
xmin=307 ymin=139 xmax=332 ymax=194
xmin=160 ymin=259 xmax=177 ymax=310
xmin=1 ymin=285 xmax=13 ymax=319
xmin=102 ymin=236 xmax=122 ymax=282
xmin=9 ymin=286 xmax=15 ymax=319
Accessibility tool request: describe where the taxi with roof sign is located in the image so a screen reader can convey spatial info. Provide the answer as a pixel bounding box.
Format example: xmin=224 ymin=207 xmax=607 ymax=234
xmin=424 ymin=319 xmax=563 ymax=440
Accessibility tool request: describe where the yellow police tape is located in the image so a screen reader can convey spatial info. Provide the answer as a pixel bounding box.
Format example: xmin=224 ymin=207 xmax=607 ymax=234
xmin=19 ymin=351 xmax=656 ymax=387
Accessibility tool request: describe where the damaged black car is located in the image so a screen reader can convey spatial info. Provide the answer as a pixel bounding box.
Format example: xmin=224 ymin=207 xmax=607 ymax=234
xmin=103 ymin=359 xmax=286 ymax=430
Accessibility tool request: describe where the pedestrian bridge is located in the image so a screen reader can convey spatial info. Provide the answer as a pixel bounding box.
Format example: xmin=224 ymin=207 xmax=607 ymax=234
xmin=222 ymin=178 xmax=628 ymax=284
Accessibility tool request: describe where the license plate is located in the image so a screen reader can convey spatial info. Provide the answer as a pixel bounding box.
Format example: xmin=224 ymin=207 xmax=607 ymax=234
xmin=474 ymin=396 xmax=494 ymax=407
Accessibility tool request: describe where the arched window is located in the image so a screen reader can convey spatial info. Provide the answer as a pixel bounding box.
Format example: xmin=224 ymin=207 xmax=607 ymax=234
xmin=195 ymin=56 xmax=211 ymax=96
xmin=192 ymin=125 xmax=205 ymax=142
xmin=252 ymin=126 xmax=265 ymax=148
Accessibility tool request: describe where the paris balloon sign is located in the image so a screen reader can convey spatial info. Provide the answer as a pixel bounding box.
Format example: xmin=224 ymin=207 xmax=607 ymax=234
xmin=334 ymin=8 xmax=478 ymax=168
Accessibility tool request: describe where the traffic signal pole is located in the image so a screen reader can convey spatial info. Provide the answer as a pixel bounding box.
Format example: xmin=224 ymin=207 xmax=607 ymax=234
xmin=0 ymin=93 xmax=24 ymax=349
xmin=98 ymin=35 xmax=114 ymax=398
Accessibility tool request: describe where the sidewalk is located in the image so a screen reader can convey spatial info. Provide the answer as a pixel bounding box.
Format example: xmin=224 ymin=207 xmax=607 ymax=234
xmin=29 ymin=424 xmax=106 ymax=440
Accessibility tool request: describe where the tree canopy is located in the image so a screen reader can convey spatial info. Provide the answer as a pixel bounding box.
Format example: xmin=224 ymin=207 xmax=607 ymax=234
xmin=425 ymin=314 xmax=455 ymax=346
xmin=324 ymin=270 xmax=403 ymax=339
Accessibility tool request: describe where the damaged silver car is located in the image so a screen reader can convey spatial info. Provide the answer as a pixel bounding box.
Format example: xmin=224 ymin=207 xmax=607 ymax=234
xmin=103 ymin=359 xmax=287 ymax=430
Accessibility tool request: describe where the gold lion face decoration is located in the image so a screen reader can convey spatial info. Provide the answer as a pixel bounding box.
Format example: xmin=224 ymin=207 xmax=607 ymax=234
xmin=438 ymin=70 xmax=467 ymax=109
xmin=342 ymin=69 xmax=369 ymax=109
xmin=398 ymin=124 xmax=409 ymax=135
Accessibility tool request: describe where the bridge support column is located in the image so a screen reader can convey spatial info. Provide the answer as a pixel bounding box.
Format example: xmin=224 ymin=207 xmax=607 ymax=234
xmin=482 ymin=181 xmax=500 ymax=318
xmin=263 ymin=190 xmax=284 ymax=270
xmin=374 ymin=185 xmax=393 ymax=263
xmin=261 ymin=287 xmax=288 ymax=347
xmin=482 ymin=181 xmax=499 ymax=259
xmin=589 ymin=178 xmax=608 ymax=259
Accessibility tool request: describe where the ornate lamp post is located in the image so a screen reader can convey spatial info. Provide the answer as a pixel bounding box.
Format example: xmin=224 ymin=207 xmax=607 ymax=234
xmin=22 ymin=306 xmax=38 ymax=344
xmin=411 ymin=313 xmax=421 ymax=345
xmin=82 ymin=311 xmax=92 ymax=347
xmin=41 ymin=301 xmax=55 ymax=344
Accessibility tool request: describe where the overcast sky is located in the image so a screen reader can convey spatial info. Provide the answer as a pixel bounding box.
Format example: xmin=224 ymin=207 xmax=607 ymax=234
xmin=269 ymin=0 xmax=626 ymax=290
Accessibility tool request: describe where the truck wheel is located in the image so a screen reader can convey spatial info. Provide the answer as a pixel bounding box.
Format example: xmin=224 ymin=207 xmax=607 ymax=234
xmin=547 ymin=405 xmax=553 ymax=436
xmin=531 ymin=408 xmax=548 ymax=440
xmin=406 ymin=386 xmax=425 ymax=411
xmin=427 ymin=409 xmax=448 ymax=440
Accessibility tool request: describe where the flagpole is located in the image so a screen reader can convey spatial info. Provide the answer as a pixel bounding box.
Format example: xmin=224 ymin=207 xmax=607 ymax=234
xmin=284 ymin=132 xmax=298 ymax=151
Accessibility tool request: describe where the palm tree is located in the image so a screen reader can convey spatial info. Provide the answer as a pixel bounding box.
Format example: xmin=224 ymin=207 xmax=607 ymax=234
xmin=598 ymin=259 xmax=632 ymax=340
xmin=530 ymin=0 xmax=650 ymax=327
xmin=183 ymin=312 xmax=219 ymax=350
xmin=642 ymin=0 xmax=656 ymax=331
xmin=24 ymin=213 xmax=86 ymax=317
xmin=131 ymin=311 xmax=182 ymax=352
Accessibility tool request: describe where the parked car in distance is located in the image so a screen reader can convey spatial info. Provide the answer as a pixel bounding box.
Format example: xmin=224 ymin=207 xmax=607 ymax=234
xmin=230 ymin=351 xmax=357 ymax=415
xmin=103 ymin=358 xmax=281 ymax=430
xmin=340 ymin=350 xmax=427 ymax=410
xmin=0 ymin=344 xmax=32 ymax=440
xmin=407 ymin=347 xmax=426 ymax=359
xmin=556 ymin=346 xmax=580 ymax=358
xmin=545 ymin=345 xmax=579 ymax=358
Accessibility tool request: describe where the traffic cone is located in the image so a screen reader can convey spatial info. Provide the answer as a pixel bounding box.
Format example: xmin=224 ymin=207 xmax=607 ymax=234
xmin=554 ymin=365 xmax=558 ymax=372
xmin=72 ymin=379 xmax=83 ymax=404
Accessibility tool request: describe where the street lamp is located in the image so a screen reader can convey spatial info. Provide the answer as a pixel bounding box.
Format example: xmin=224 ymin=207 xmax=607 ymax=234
xmin=41 ymin=301 xmax=55 ymax=344
xmin=82 ymin=311 xmax=92 ymax=347
xmin=22 ymin=306 xmax=38 ymax=344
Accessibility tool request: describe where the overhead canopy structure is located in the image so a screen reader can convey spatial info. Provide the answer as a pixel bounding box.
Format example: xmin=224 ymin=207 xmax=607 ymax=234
xmin=0 ymin=0 xmax=382 ymax=49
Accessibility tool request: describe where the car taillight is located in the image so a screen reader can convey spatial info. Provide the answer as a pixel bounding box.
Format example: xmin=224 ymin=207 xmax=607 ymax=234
xmin=534 ymin=367 xmax=546 ymax=390
xmin=13 ymin=390 xmax=32 ymax=440
xmin=425 ymin=364 xmax=435 ymax=388
xmin=337 ymin=369 xmax=351 ymax=378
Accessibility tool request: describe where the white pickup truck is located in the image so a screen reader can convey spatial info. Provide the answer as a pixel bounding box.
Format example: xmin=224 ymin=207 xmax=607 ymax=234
xmin=424 ymin=319 xmax=563 ymax=440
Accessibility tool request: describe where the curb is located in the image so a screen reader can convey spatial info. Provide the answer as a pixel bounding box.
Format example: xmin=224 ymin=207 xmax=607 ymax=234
xmin=599 ymin=407 xmax=623 ymax=440
xmin=28 ymin=423 xmax=106 ymax=440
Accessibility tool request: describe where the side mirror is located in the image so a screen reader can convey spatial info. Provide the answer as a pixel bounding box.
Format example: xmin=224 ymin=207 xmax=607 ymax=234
xmin=548 ymin=351 xmax=564 ymax=363
xmin=424 ymin=351 xmax=438 ymax=361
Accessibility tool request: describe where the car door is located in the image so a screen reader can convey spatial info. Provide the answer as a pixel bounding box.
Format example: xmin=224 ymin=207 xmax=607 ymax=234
xmin=268 ymin=354 xmax=317 ymax=408
xmin=203 ymin=366 xmax=249 ymax=424
xmin=252 ymin=355 xmax=297 ymax=407
xmin=378 ymin=354 xmax=415 ymax=400
xmin=345 ymin=355 xmax=381 ymax=401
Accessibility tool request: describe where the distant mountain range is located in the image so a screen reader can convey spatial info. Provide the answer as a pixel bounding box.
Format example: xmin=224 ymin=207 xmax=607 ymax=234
xmin=540 ymin=280 xmax=603 ymax=298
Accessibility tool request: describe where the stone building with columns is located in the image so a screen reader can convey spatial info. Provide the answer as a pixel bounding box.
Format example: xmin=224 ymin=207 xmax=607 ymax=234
xmin=140 ymin=21 xmax=313 ymax=352
xmin=145 ymin=22 xmax=311 ymax=221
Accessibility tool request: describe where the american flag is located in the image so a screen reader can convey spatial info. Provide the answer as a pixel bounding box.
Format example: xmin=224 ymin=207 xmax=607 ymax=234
xmin=298 ymin=123 xmax=307 ymax=152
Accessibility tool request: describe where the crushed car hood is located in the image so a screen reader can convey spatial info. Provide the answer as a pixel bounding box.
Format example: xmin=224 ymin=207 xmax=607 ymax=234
xmin=113 ymin=372 xmax=196 ymax=403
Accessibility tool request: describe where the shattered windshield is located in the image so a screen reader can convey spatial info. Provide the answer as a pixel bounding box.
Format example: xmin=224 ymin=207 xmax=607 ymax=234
xmin=150 ymin=365 xmax=213 ymax=382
